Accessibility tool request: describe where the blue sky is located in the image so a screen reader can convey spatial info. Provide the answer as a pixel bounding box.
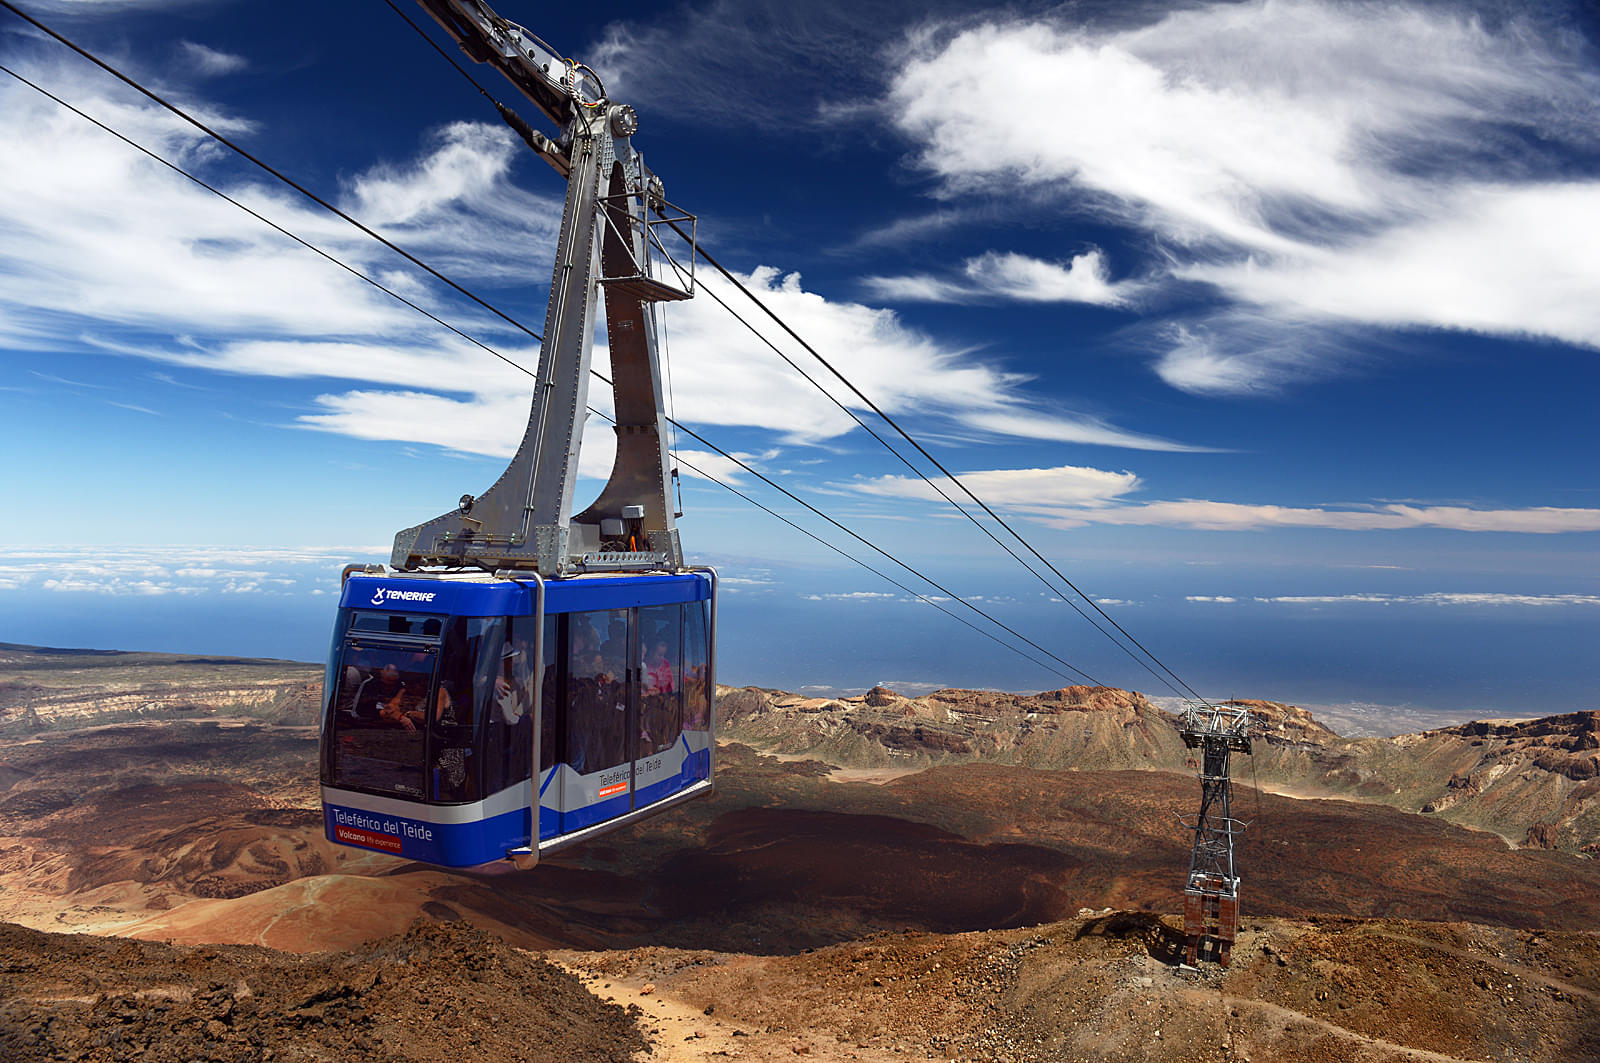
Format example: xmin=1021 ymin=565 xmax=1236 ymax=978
xmin=1 ymin=0 xmax=1596 ymax=719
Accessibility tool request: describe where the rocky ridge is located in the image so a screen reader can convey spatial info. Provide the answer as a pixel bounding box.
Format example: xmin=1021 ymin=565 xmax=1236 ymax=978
xmin=0 ymin=644 xmax=323 ymax=732
xmin=3 ymin=654 xmax=1600 ymax=1062
xmin=719 ymin=684 xmax=1600 ymax=854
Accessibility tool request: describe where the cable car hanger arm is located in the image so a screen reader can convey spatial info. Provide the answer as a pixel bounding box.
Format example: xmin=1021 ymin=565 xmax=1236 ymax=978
xmin=394 ymin=0 xmax=694 ymax=577
xmin=416 ymin=0 xmax=596 ymax=129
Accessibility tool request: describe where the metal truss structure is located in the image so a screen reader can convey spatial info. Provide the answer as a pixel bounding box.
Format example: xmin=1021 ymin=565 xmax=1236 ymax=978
xmin=1178 ymin=702 xmax=1253 ymax=966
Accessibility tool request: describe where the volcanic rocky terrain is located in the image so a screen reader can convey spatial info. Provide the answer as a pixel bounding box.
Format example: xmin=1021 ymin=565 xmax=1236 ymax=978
xmin=1 ymin=645 xmax=1597 ymax=1062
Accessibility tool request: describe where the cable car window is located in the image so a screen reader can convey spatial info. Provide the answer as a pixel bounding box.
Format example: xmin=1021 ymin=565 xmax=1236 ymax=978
xmin=567 ymin=609 xmax=629 ymax=774
xmin=430 ymin=616 xmax=501 ymax=803
xmin=684 ymin=601 xmax=711 ymax=731
xmin=324 ymin=643 xmax=436 ymax=798
xmin=481 ymin=614 xmax=544 ymax=796
xmin=637 ymin=604 xmax=682 ymax=757
xmin=349 ymin=611 xmax=444 ymax=638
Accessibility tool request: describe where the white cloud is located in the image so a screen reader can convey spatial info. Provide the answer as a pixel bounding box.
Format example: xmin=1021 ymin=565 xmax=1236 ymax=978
xmin=299 ymin=388 xmax=536 ymax=459
xmin=178 ymin=41 xmax=247 ymax=78
xmin=0 ymin=61 xmax=556 ymax=353
xmin=339 ymin=121 xmax=560 ymax=283
xmin=844 ymin=463 xmax=1141 ymax=510
xmin=886 ymin=1 xmax=1600 ymax=392
xmin=670 ymin=448 xmax=748 ymax=486
xmin=954 ymin=408 xmax=1211 ymax=453
xmin=0 ymin=545 xmax=377 ymax=598
xmin=661 ymin=266 xmax=1023 ymax=443
xmin=849 ymin=206 xmax=993 ymax=249
xmin=647 ymin=266 xmax=1191 ymax=452
xmin=1186 ymin=595 xmax=1236 ymax=603
xmin=836 ymin=463 xmax=1600 ymax=535
xmin=38 ymin=576 xmax=189 ymax=596
xmin=1039 ymin=499 xmax=1600 ymax=534
xmin=865 ymin=249 xmax=1137 ymax=306
xmin=1183 ymin=183 xmax=1600 ymax=352
xmin=0 ymin=59 xmax=1199 ymax=465
xmin=1255 ymin=593 xmax=1600 ymax=607
xmin=588 ymin=0 xmax=898 ymax=128
xmin=799 ymin=591 xmax=899 ymax=601
xmin=107 ymin=400 xmax=160 ymax=415
xmin=1150 ymin=315 xmax=1348 ymax=396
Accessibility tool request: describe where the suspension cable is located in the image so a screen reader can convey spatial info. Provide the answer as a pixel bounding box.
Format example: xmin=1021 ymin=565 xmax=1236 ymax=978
xmin=652 ymin=241 xmax=1192 ymax=699
xmin=2 ymin=53 xmax=1098 ymax=687
xmin=367 ymin=0 xmax=1153 ymax=691
xmin=6 ymin=5 xmax=1207 ymax=699
xmin=375 ymin=0 xmax=1209 ymax=705
xmin=673 ymin=226 xmax=1212 ymax=706
xmin=588 ymin=415 xmax=1077 ymax=682
xmin=0 ymin=0 xmax=547 ymax=346
xmin=0 ymin=62 xmax=536 ymax=384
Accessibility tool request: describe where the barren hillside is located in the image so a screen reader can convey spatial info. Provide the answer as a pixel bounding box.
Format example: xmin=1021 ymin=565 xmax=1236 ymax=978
xmin=2 ymin=650 xmax=1598 ymax=1061
xmin=720 ymin=684 xmax=1600 ymax=853
xmin=0 ymin=643 xmax=323 ymax=732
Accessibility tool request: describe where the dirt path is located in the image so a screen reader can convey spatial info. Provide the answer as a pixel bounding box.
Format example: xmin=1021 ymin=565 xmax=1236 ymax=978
xmin=554 ymin=956 xmax=907 ymax=1062
xmin=1188 ymin=992 xmax=1485 ymax=1063
xmin=767 ymin=753 xmax=923 ymax=786
xmin=1369 ymin=932 xmax=1599 ymax=1003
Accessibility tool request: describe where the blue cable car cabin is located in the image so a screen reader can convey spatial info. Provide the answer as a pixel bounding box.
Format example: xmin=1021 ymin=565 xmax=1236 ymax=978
xmin=320 ymin=1 xmax=720 ymax=869
xmin=319 ymin=570 xmax=716 ymax=868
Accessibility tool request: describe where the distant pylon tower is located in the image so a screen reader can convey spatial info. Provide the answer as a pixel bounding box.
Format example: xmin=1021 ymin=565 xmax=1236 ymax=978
xmin=1178 ymin=702 xmax=1254 ymax=966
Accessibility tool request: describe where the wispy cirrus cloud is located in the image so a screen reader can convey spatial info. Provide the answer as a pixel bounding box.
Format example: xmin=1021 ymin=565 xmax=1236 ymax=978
xmin=1180 ymin=183 xmax=1600 ymax=353
xmin=865 ymin=249 xmax=1139 ymax=307
xmin=800 ymin=590 xmax=899 ymax=601
xmin=884 ymin=0 xmax=1600 ymax=393
xmin=0 ymin=545 xmax=380 ymax=597
xmin=0 ymin=56 xmax=557 ymax=350
xmin=1186 ymin=592 xmax=1600 ymax=607
xmin=650 ymin=266 xmax=1193 ymax=452
xmin=287 ymin=262 xmax=1199 ymax=465
xmin=843 ymin=463 xmax=1141 ymax=508
xmin=1041 ymin=500 xmax=1600 ymax=534
xmin=0 ymin=55 xmax=1200 ymax=463
xmin=177 ymin=41 xmax=247 ymax=78
xmin=588 ymin=0 xmax=978 ymax=129
xmin=839 ymin=464 xmax=1600 ymax=535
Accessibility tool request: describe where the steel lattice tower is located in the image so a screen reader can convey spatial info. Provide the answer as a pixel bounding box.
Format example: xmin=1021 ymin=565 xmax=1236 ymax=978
xmin=1178 ymin=703 xmax=1253 ymax=966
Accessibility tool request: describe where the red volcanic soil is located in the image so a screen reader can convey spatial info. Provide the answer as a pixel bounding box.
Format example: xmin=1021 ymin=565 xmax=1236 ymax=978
xmin=560 ymin=914 xmax=1600 ymax=1063
xmin=659 ymin=807 xmax=1077 ymax=932
xmin=1 ymin=919 xmax=645 ymax=1063
xmin=4 ymin=708 xmax=1600 ymax=1061
xmin=6 ymin=728 xmax=1600 ymax=955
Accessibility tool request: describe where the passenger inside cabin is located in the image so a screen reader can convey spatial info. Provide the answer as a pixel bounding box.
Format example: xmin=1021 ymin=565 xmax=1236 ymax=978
xmin=430 ymin=679 xmax=473 ymax=801
xmin=495 ymin=644 xmax=529 ymax=723
xmin=600 ymin=618 xmax=627 ymax=683
xmin=645 ymin=639 xmax=674 ymax=696
xmin=354 ymin=663 xmax=408 ymax=724
xmin=571 ymin=620 xmax=603 ymax=676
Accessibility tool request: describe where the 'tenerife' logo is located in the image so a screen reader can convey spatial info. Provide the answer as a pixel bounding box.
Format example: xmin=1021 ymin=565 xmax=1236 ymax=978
xmin=369 ymin=586 xmax=439 ymax=606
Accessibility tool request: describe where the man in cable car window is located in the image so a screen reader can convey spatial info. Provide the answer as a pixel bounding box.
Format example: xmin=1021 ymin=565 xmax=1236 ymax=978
xmin=354 ymin=663 xmax=408 ymax=726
